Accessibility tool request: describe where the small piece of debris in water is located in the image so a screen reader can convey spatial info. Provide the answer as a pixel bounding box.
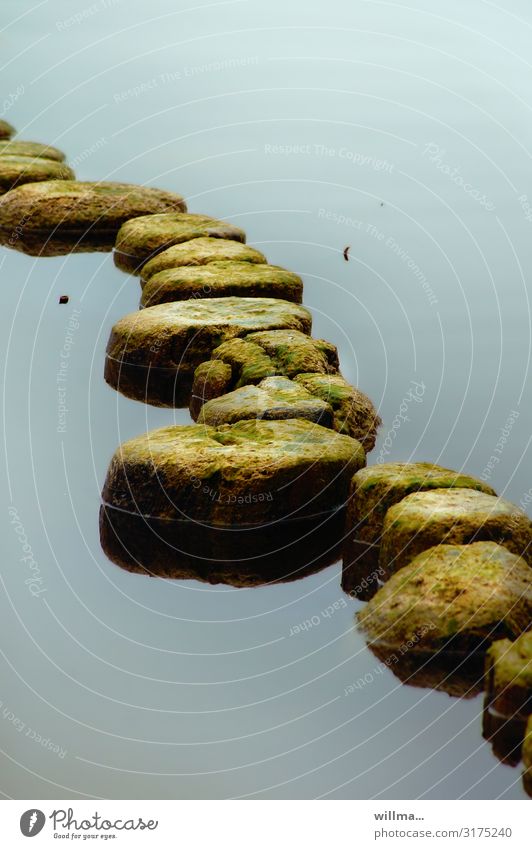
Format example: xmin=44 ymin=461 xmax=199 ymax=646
xmin=59 ymin=295 xmax=69 ymax=304
xmin=343 ymin=246 xmax=350 ymax=261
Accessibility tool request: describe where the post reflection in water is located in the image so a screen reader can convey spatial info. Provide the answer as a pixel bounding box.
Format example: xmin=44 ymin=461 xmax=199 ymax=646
xmin=100 ymin=505 xmax=345 ymax=587
xmin=482 ymin=705 xmax=526 ymax=768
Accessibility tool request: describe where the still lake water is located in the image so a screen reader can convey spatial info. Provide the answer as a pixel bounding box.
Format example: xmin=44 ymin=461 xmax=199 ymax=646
xmin=1 ymin=0 xmax=531 ymax=799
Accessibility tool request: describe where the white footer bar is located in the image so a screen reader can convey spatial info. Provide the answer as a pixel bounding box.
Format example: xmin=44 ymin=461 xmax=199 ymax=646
xmin=1 ymin=799 xmax=529 ymax=847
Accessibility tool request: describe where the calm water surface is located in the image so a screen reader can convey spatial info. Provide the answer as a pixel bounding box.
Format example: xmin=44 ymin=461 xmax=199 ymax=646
xmin=1 ymin=0 xmax=531 ymax=799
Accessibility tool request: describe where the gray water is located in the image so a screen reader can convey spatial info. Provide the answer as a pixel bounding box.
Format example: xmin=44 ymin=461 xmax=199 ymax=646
xmin=1 ymin=0 xmax=531 ymax=799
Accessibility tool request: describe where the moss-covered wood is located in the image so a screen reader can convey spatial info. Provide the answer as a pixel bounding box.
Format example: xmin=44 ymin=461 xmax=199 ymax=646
xmin=294 ymin=373 xmax=381 ymax=452
xmin=0 ymin=140 xmax=66 ymax=161
xmin=341 ymin=463 xmax=495 ymax=598
xmin=0 ymin=180 xmax=187 ymax=255
xmin=190 ymin=330 xmax=340 ymax=418
xmin=379 ymin=488 xmax=532 ymax=576
xmin=0 ymin=157 xmax=74 ymax=195
xmin=197 ymin=375 xmax=334 ymax=427
xmin=358 ymin=542 xmax=532 ymax=654
xmin=141 ymin=261 xmax=303 ymax=306
xmin=105 ymin=297 xmax=312 ymax=407
xmin=114 ymin=212 xmax=245 ymax=273
xmin=141 ymin=236 xmax=266 ymax=282
xmin=346 ymin=462 xmax=496 ymax=547
xmin=485 ymin=632 xmax=532 ymax=719
xmin=196 ymin=372 xmax=380 ymax=452
xmin=101 ymin=418 xmax=365 ymax=527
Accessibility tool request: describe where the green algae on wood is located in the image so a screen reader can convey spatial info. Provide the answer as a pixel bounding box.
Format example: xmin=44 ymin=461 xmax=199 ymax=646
xmin=0 ymin=157 xmax=74 ymax=195
xmin=358 ymin=541 xmax=532 ymax=654
xmin=346 ymin=462 xmax=496 ymax=548
xmin=343 ymin=464 xmax=493 ymax=599
xmin=0 ymin=120 xmax=15 ymax=140
xmin=104 ymin=296 xmax=312 ymax=407
xmin=114 ymin=212 xmax=245 ymax=274
xmin=294 ymin=373 xmax=381 ymax=452
xmin=379 ymin=487 xmax=532 ymax=576
xmin=197 ymin=375 xmax=334 ymax=428
xmin=189 ymin=360 xmax=233 ymax=420
xmin=189 ymin=330 xmax=340 ymax=418
xmin=200 ymin=338 xmax=277 ymax=392
xmin=0 ymin=140 xmax=66 ymax=161
xmin=141 ymin=261 xmax=303 ymax=307
xmin=141 ymin=236 xmax=266 ymax=283
xmin=197 ymin=373 xmax=379 ymax=447
xmin=101 ymin=418 xmax=365 ymax=527
xmin=0 ymin=181 xmax=186 ymax=255
xmin=485 ymin=632 xmax=532 ymax=719
xmin=247 ymin=330 xmax=339 ymax=378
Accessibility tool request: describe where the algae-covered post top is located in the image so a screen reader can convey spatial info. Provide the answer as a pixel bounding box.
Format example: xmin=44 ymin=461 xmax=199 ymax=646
xmin=196 ymin=372 xmax=381 ymax=451
xmin=101 ymin=418 xmax=366 ymax=526
xmin=141 ymin=237 xmax=267 ymax=283
xmin=294 ymin=373 xmax=381 ymax=452
xmin=0 ymin=157 xmax=75 ymax=195
xmin=0 ymin=180 xmax=187 ymax=255
xmin=485 ymin=631 xmax=532 ymax=719
xmin=197 ymin=375 xmax=334 ymax=428
xmin=358 ymin=541 xmax=532 ymax=654
xmin=189 ymin=330 xmax=341 ymax=418
xmin=346 ymin=461 xmax=496 ymax=546
xmin=141 ymin=262 xmax=303 ymax=307
xmin=104 ymin=296 xmax=313 ymax=407
xmin=0 ymin=140 xmax=66 ymax=161
xmin=114 ymin=212 xmax=246 ymax=273
xmin=379 ymin=487 xmax=532 ymax=575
